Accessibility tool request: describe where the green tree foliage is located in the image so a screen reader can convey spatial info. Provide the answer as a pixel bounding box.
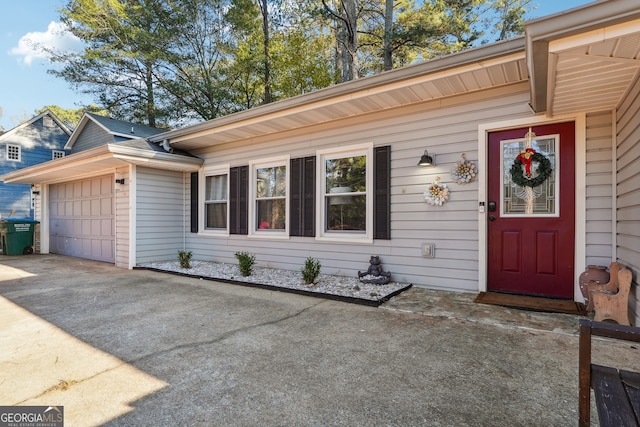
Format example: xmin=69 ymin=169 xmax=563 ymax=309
xmin=36 ymin=105 xmax=107 ymax=129
xmin=155 ymin=0 xmax=236 ymax=123
xmin=489 ymin=0 xmax=533 ymax=41
xmin=49 ymin=0 xmax=531 ymax=127
xmin=51 ymin=0 xmax=175 ymax=128
xmin=226 ymin=0 xmax=335 ymax=107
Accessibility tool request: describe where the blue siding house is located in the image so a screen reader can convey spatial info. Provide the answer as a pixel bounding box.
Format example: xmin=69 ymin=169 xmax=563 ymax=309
xmin=0 ymin=111 xmax=71 ymax=219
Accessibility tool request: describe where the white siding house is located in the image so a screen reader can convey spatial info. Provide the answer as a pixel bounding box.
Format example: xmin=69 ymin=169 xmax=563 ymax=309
xmin=2 ymin=0 xmax=639 ymax=325
xmin=616 ymin=75 xmax=640 ymax=323
xmin=135 ymin=167 xmax=187 ymax=264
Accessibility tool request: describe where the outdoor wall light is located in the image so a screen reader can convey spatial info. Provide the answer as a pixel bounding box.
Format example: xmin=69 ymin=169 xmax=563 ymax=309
xmin=418 ymin=150 xmax=435 ymax=166
xmin=115 ymin=178 xmax=125 ymax=185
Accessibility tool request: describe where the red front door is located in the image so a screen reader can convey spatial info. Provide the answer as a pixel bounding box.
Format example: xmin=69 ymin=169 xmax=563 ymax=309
xmin=487 ymin=122 xmax=575 ymax=298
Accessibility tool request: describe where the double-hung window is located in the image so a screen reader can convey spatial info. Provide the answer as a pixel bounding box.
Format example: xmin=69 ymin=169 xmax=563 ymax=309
xmin=202 ymin=167 xmax=229 ymax=233
xmin=250 ymin=157 xmax=289 ymax=236
xmin=318 ymin=143 xmax=373 ymax=242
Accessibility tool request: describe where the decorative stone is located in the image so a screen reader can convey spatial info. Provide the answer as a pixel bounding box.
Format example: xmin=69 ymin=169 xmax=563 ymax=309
xmin=579 ymin=265 xmax=610 ymax=307
xmin=358 ymin=255 xmax=391 ymax=285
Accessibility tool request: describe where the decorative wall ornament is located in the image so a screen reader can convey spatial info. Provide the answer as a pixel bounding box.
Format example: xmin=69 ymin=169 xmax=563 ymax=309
xmin=424 ymin=176 xmax=449 ymax=206
xmin=451 ymin=153 xmax=477 ymax=184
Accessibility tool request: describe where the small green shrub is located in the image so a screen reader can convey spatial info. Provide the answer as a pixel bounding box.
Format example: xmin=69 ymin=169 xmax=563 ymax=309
xmin=301 ymin=257 xmax=321 ymax=284
xmin=178 ymin=250 xmax=192 ymax=269
xmin=235 ymin=251 xmax=256 ymax=277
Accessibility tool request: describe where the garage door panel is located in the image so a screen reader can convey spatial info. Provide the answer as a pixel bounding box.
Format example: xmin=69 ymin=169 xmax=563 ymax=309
xmin=82 ymin=181 xmax=91 ymax=197
xmin=50 ymin=202 xmax=59 ymax=216
xmin=82 ymin=219 xmax=91 ymax=235
xmin=101 ymin=198 xmax=112 ymax=215
xmin=101 ymin=176 xmax=112 ymax=195
xmin=64 ymin=219 xmax=73 ymax=235
xmin=89 ymin=199 xmax=98 ymax=216
xmin=101 ymin=218 xmax=113 ymax=236
xmin=50 ymin=174 xmax=115 ymax=263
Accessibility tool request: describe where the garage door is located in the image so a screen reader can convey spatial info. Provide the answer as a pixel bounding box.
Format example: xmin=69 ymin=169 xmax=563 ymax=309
xmin=49 ymin=175 xmax=115 ymax=263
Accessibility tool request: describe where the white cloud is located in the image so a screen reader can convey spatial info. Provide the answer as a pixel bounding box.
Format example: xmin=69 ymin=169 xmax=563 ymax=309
xmin=9 ymin=21 xmax=82 ymax=65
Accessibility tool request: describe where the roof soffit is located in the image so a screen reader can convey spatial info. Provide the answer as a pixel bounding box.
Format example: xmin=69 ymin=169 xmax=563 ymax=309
xmin=526 ymin=0 xmax=640 ymax=115
xmin=150 ymin=40 xmax=526 ymax=151
xmin=1 ymin=143 xmax=203 ymax=184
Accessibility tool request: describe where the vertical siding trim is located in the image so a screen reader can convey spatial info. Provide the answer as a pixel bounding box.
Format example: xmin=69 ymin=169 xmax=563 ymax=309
xmin=129 ymin=164 xmax=137 ymax=268
xmin=40 ymin=184 xmax=50 ymax=254
xmin=115 ymin=166 xmax=130 ymax=268
xmin=610 ymin=110 xmax=618 ymax=261
xmin=190 ymin=172 xmax=198 ymax=233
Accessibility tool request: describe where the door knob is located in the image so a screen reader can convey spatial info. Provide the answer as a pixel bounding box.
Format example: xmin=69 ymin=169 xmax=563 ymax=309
xmin=489 ymin=215 xmax=496 ymax=221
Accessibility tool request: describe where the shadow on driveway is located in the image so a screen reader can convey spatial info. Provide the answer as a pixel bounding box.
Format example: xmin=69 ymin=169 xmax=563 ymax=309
xmin=2 ymin=254 xmax=637 ymax=426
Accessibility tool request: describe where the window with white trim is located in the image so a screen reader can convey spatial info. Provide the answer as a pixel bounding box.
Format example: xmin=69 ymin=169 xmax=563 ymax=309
xmin=317 ymin=144 xmax=373 ymax=242
xmin=202 ymin=167 xmax=229 ymax=232
xmin=52 ymin=150 xmax=65 ymax=159
xmin=6 ymin=144 xmax=20 ymax=161
xmin=250 ymin=157 xmax=289 ymax=236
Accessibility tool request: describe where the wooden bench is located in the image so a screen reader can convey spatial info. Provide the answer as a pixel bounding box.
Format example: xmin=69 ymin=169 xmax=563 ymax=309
xmin=590 ymin=264 xmax=632 ymax=326
xmin=579 ymin=319 xmax=640 ymax=426
xmin=586 ymin=262 xmax=621 ymax=312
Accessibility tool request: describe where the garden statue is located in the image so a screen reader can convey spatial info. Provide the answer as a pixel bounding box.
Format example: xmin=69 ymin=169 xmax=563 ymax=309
xmin=358 ymin=255 xmax=391 ymax=285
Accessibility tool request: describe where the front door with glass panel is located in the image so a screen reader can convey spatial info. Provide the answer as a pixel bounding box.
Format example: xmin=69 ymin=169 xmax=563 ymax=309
xmin=487 ymin=122 xmax=575 ymax=298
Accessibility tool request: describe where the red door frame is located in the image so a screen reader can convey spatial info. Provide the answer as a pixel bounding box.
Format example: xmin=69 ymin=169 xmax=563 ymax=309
xmin=487 ymin=122 xmax=576 ymax=299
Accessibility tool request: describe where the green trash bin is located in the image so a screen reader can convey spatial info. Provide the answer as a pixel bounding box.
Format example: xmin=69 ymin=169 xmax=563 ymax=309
xmin=0 ymin=219 xmax=39 ymax=255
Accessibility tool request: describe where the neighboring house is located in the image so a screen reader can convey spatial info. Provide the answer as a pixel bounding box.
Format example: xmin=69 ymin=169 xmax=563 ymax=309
xmin=2 ymin=1 xmax=639 ymax=325
xmin=0 ymin=110 xmax=71 ymax=219
xmin=65 ymin=112 xmax=168 ymax=153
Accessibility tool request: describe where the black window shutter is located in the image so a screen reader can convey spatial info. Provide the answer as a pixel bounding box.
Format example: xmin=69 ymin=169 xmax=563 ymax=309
xmin=290 ymin=156 xmax=316 ymax=237
xmin=290 ymin=158 xmax=302 ymax=236
xmin=374 ymin=146 xmax=391 ymax=240
xmin=302 ymin=156 xmax=316 ymax=237
xmin=230 ymin=166 xmax=248 ymax=235
xmin=190 ymin=172 xmax=198 ymax=233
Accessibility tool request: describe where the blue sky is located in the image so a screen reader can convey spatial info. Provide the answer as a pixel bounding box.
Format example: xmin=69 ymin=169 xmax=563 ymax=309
xmin=0 ymin=0 xmax=596 ymax=131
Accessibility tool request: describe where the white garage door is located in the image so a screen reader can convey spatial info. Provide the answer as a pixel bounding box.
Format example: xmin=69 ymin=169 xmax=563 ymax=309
xmin=49 ymin=175 xmax=115 ymax=263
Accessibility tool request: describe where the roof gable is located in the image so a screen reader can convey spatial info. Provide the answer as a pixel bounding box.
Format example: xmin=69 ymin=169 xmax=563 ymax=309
xmin=65 ymin=113 xmax=165 ymax=150
xmin=0 ymin=110 xmax=72 ymax=144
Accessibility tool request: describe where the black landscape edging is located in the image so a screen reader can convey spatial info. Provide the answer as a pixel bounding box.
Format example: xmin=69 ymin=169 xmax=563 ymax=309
xmin=135 ymin=266 xmax=412 ymax=307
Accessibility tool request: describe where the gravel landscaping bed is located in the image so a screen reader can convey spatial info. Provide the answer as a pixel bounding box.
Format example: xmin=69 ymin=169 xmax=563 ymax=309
xmin=140 ymin=260 xmax=412 ymax=306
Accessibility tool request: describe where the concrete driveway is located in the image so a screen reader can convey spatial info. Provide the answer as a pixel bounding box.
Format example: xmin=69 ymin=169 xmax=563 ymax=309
xmin=0 ymin=254 xmax=634 ymax=426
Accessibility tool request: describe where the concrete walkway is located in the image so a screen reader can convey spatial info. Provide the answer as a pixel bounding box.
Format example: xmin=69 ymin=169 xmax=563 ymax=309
xmin=1 ymin=255 xmax=638 ymax=426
